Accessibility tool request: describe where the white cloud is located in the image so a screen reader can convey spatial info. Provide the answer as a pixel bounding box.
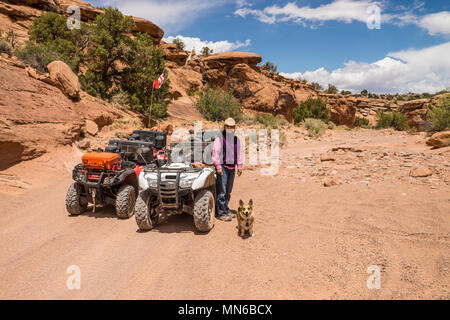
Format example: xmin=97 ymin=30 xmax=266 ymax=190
xmin=418 ymin=11 xmax=450 ymax=35
xmin=234 ymin=1 xmax=450 ymax=35
xmin=164 ymin=35 xmax=251 ymax=53
xmin=235 ymin=0 xmax=383 ymax=25
xmin=98 ymin=0 xmax=229 ymax=33
xmin=280 ymin=42 xmax=450 ymax=94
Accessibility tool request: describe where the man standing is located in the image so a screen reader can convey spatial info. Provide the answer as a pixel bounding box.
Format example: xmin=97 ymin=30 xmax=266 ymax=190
xmin=212 ymin=118 xmax=243 ymax=221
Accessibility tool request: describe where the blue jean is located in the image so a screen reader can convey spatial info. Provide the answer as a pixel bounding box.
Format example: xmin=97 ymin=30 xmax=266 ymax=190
xmin=216 ymin=167 xmax=235 ymax=216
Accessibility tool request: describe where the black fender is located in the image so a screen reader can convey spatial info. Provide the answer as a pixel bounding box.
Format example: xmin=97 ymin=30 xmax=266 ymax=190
xmin=116 ymin=168 xmax=139 ymax=197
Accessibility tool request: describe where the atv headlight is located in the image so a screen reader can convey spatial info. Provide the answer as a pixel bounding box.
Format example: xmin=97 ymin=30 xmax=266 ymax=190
xmin=148 ymin=179 xmax=158 ymax=188
xmin=179 ymin=178 xmax=196 ymax=188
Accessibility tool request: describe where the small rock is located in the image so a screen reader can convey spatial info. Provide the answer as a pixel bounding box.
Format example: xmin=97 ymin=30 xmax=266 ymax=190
xmin=410 ymin=166 xmax=433 ymax=178
xmin=323 ymin=177 xmax=340 ymax=187
xmin=320 ymin=154 xmax=336 ymax=162
xmin=85 ymin=120 xmax=99 ymax=136
xmin=77 ymin=139 xmax=91 ymax=150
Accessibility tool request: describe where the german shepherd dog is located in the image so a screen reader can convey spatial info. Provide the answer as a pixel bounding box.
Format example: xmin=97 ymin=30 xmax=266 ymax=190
xmin=237 ymin=199 xmax=254 ymax=238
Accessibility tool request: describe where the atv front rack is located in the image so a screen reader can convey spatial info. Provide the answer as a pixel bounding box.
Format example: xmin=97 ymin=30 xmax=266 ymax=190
xmin=150 ymin=166 xmax=202 ymax=209
xmin=156 ymin=168 xmax=181 ymax=209
xmin=72 ymin=164 xmax=123 ymax=188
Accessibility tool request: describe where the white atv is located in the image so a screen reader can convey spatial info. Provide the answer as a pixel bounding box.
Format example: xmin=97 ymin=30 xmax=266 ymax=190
xmin=135 ymin=159 xmax=216 ymax=232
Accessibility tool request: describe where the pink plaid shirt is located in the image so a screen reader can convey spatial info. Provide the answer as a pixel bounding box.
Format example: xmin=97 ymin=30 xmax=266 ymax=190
xmin=212 ymin=136 xmax=244 ymax=170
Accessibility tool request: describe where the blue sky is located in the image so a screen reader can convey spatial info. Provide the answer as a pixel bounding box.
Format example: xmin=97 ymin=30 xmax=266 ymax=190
xmin=90 ymin=1 xmax=450 ymax=94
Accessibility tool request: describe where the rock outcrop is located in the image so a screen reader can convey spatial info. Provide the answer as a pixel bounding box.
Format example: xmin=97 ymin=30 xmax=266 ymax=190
xmin=161 ymin=41 xmax=189 ymax=66
xmin=1 ymin=0 xmax=447 ymax=137
xmin=318 ymin=94 xmax=356 ymax=126
xmin=398 ymin=99 xmax=431 ymax=130
xmin=0 ymin=0 xmax=164 ymax=45
xmin=397 ymin=94 xmax=448 ymax=130
xmin=0 ymin=57 xmax=134 ymax=170
xmin=132 ymin=16 xmax=164 ymax=44
xmin=47 ymin=60 xmax=80 ymax=100
xmin=202 ymin=51 xmax=262 ymax=68
xmin=426 ymin=131 xmax=450 ymax=149
xmin=168 ymin=52 xmax=318 ymax=122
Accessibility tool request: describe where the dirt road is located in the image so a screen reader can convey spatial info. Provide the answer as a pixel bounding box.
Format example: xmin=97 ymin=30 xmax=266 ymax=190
xmin=0 ymin=129 xmax=449 ymax=299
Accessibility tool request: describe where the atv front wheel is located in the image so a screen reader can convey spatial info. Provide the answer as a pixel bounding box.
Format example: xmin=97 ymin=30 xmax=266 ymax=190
xmin=193 ymin=189 xmax=215 ymax=232
xmin=135 ymin=191 xmax=159 ymax=231
xmin=66 ymin=182 xmax=87 ymax=215
xmin=116 ymin=185 xmax=136 ymax=219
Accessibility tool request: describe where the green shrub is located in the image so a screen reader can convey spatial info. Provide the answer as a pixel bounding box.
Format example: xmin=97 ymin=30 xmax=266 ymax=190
xmin=341 ymin=90 xmax=351 ymax=95
xmin=361 ymin=89 xmax=368 ymax=96
xmin=376 ymin=111 xmax=409 ymax=131
xmin=427 ymin=98 xmax=450 ymax=132
xmin=196 ymin=86 xmax=242 ymax=122
xmin=172 ymin=38 xmax=185 ymax=50
xmin=293 ymin=104 xmax=312 ymax=124
xmin=293 ymin=97 xmax=329 ymax=124
xmin=15 ymin=42 xmax=62 ymax=72
xmin=327 ymin=84 xmax=338 ymax=94
xmin=29 ymin=12 xmax=73 ymax=43
xmin=303 ymin=118 xmax=327 ymax=136
xmin=311 ymin=82 xmax=323 ymax=90
xmin=279 ymin=130 xmax=287 ymax=147
xmin=0 ymin=40 xmax=12 ymax=56
xmin=16 ymin=12 xmax=85 ymax=72
xmin=121 ymin=33 xmax=170 ymax=119
xmin=201 ymin=46 xmax=213 ymax=57
xmin=255 ymin=114 xmax=278 ymax=129
xmin=261 ymin=61 xmax=277 ymax=73
xmin=354 ymin=116 xmax=370 ymax=127
xmin=81 ymin=7 xmax=135 ymax=99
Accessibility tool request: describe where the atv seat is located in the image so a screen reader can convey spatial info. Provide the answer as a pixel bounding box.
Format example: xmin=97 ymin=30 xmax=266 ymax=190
xmin=122 ymin=161 xmax=136 ymax=169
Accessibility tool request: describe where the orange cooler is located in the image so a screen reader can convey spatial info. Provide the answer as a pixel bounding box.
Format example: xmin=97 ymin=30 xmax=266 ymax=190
xmin=82 ymin=152 xmax=120 ymax=170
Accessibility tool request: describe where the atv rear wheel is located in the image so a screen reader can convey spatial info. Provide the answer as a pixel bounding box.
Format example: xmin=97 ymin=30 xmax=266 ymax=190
xmin=135 ymin=191 xmax=159 ymax=231
xmin=66 ymin=182 xmax=87 ymax=215
xmin=116 ymin=185 xmax=136 ymax=219
xmin=193 ymin=189 xmax=215 ymax=232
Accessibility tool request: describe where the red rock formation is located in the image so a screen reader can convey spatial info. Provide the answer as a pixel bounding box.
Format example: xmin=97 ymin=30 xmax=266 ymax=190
xmin=0 ymin=57 xmax=135 ymax=169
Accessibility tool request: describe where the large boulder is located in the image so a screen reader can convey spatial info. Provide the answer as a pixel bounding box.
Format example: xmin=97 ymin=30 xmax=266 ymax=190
xmin=47 ymin=60 xmax=80 ymax=100
xmin=203 ymin=52 xmax=262 ymax=68
xmin=426 ymin=131 xmax=450 ymax=148
xmin=132 ymin=16 xmax=164 ymax=44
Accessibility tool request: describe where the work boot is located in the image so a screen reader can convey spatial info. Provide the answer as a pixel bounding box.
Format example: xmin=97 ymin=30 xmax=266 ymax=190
xmin=217 ymin=214 xmax=232 ymax=221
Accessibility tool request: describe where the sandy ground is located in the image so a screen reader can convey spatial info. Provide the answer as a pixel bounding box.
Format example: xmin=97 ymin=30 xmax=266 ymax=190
xmin=0 ymin=128 xmax=449 ymax=299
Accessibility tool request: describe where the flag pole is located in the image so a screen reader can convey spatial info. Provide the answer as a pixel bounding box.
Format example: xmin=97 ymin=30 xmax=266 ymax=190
xmin=149 ymin=86 xmax=154 ymax=128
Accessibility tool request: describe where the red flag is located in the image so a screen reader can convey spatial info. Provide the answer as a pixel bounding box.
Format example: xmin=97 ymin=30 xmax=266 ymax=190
xmin=153 ymin=72 xmax=167 ymax=89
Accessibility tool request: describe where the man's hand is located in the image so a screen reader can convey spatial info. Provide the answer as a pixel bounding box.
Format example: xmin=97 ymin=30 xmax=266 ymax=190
xmin=237 ymin=169 xmax=242 ymax=176
xmin=217 ymin=167 xmax=223 ymax=175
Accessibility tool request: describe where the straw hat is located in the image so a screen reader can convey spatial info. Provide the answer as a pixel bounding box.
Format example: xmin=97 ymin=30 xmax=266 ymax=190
xmin=224 ymin=117 xmax=236 ymax=127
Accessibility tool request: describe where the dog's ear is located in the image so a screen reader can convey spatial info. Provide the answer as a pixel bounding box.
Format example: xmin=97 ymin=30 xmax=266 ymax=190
xmin=239 ymin=199 xmax=244 ymax=207
xmin=248 ymin=199 xmax=253 ymax=207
